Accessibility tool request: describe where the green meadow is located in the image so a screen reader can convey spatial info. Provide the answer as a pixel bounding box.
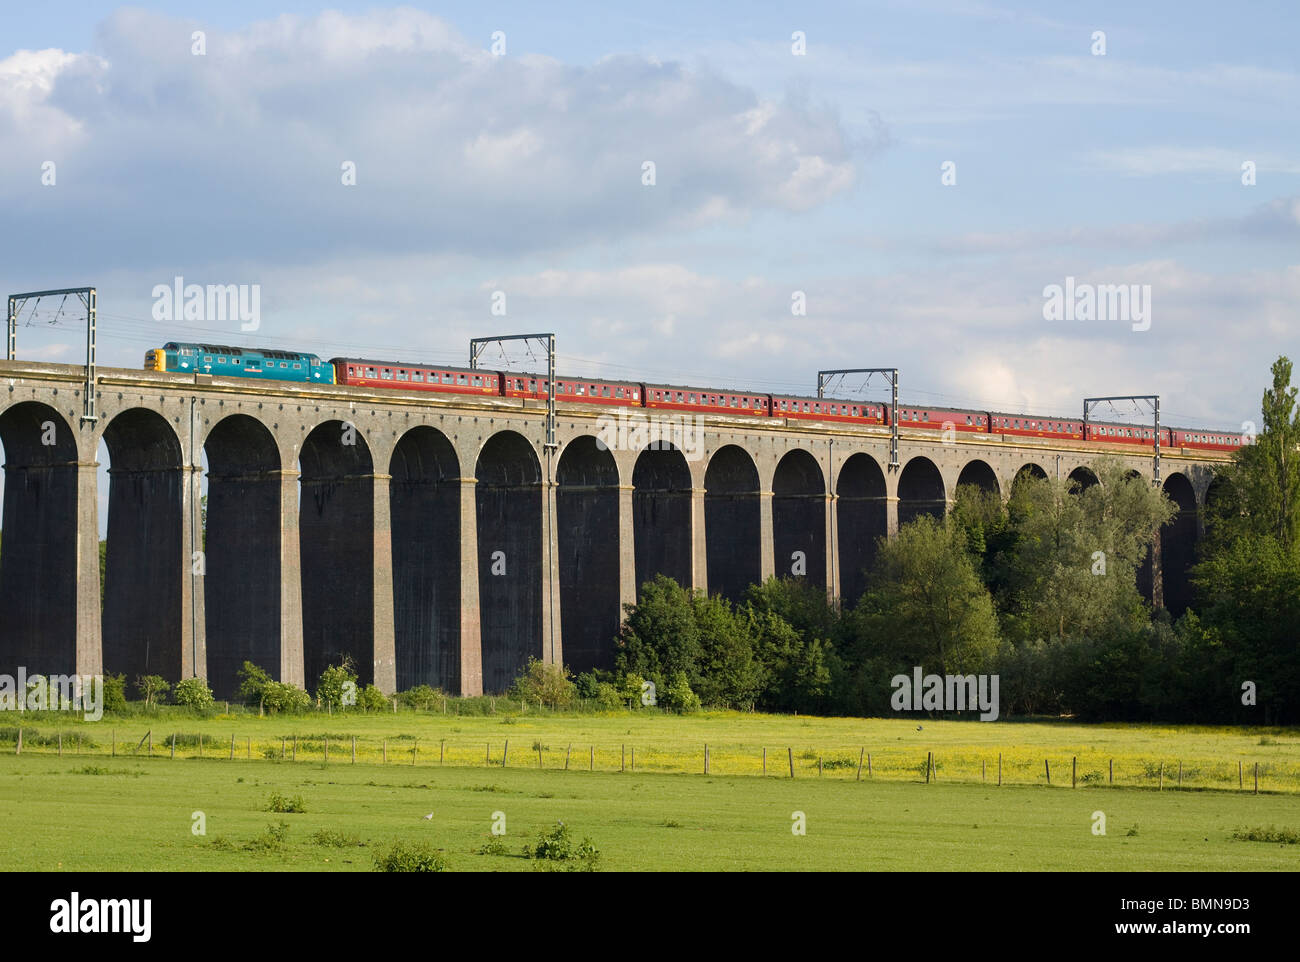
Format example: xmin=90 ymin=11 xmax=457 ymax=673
xmin=1 ymin=711 xmax=1297 ymax=870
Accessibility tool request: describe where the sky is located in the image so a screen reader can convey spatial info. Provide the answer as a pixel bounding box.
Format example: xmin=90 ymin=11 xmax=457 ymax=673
xmin=1 ymin=0 xmax=1297 ymax=444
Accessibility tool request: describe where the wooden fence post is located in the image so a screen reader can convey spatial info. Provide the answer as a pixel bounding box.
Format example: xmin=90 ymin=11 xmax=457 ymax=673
xmin=818 ymin=757 xmax=823 ymax=777
xmin=381 ymin=739 xmax=386 ymax=764
xmin=1109 ymin=758 xmax=1113 ymax=784
xmin=15 ymin=728 xmax=21 ymax=755
xmin=998 ymin=753 xmax=1002 ymax=786
xmin=788 ymin=747 xmax=794 ymax=778
xmin=630 ymin=747 xmax=634 ymax=772
xmin=762 ymin=747 xmax=767 ymax=776
xmin=1238 ymin=760 xmax=1243 ymax=789
xmin=195 ymin=733 xmax=199 ymax=757
xmin=538 ymin=745 xmax=543 ymax=769
xmin=503 ymin=739 xmax=508 ymax=768
xmin=111 ymin=730 xmax=115 ymax=757
xmin=1044 ymin=758 xmax=1050 ymax=785
xmin=1072 ymin=756 xmax=1077 ymax=789
xmin=229 ymin=734 xmax=235 ymax=760
xmin=857 ymin=748 xmax=864 ymax=781
xmin=58 ymin=731 xmax=63 ymax=757
xmin=149 ymin=731 xmax=153 ymax=755
xmin=590 ymin=745 xmax=594 ymax=771
xmin=868 ymin=753 xmax=872 ymax=777
xmin=292 ymin=734 xmax=297 ymax=761
xmin=1254 ymin=762 xmax=1259 ymax=794
xmin=982 ymin=759 xmax=986 ymax=782
xmin=704 ymin=744 xmax=709 ymax=775
xmin=324 ymin=736 xmax=328 ymax=764
xmin=565 ymin=744 xmax=571 ymax=770
xmin=1158 ymin=761 xmax=1163 ymax=791
xmin=76 ymin=733 xmax=81 ymax=755
xmin=246 ymin=737 xmax=251 ymax=760
xmin=925 ymin=751 xmax=931 ymax=784
xmin=1177 ymin=760 xmax=1182 ymax=789
xmin=171 ymin=733 xmax=176 ymax=759
xmin=440 ymin=740 xmax=445 ymax=765
xmin=280 ymin=736 xmax=285 ymax=760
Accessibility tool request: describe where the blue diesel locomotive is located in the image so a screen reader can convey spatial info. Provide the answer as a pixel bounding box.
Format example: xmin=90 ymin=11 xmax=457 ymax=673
xmin=145 ymin=342 xmax=334 ymax=383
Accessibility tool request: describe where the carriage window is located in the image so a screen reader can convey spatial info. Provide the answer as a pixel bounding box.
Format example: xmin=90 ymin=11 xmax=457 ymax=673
xmin=531 ymin=380 xmax=538 ymax=392
xmin=633 ymin=390 xmax=639 ymax=400
xmin=381 ymin=369 xmax=393 ymax=380
xmin=603 ymin=385 xmax=611 ymax=397
xmin=411 ymin=371 xmax=423 ymax=382
xmin=367 ymin=367 xmax=377 ymax=377
xmin=218 ymin=357 xmax=227 ymax=364
xmin=965 ymin=416 xmax=972 ymax=425
xmin=677 ymin=393 xmax=684 ymax=403
xmin=457 ymin=374 xmax=467 ymax=385
xmin=397 ymin=371 xmax=408 ymax=381
xmin=1014 ymin=420 xmax=1020 ymax=428
xmin=615 ymin=387 xmax=624 ymax=398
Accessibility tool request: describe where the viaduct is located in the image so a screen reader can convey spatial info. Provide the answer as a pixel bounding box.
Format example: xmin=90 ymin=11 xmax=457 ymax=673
xmin=0 ymin=359 xmax=1228 ymax=699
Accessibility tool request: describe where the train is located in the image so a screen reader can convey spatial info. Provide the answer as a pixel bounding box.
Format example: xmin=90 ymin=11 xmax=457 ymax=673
xmin=145 ymin=341 xmax=1246 ymax=454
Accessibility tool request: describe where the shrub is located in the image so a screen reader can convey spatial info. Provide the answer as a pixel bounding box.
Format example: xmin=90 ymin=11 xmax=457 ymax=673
xmin=266 ymin=792 xmax=306 ymax=813
xmin=317 ymin=658 xmax=359 ymax=710
xmin=311 ymin=829 xmax=361 ymax=848
xmin=593 ymin=683 xmax=623 ymax=710
xmin=174 ymin=677 xmax=215 ymax=709
xmin=662 ymin=670 xmax=701 ymax=713
xmin=261 ymin=681 xmax=311 ymax=715
xmin=524 ymin=821 xmax=599 ymax=870
xmin=396 ymin=684 xmax=443 ymax=711
xmin=101 ymin=673 xmax=128 ymax=713
xmin=357 ymin=684 xmax=389 ymax=713
xmin=374 ymin=841 xmax=448 ymax=872
xmin=244 ymin=822 xmax=289 ymax=853
xmin=1232 ymin=826 xmax=1300 ymax=844
xmin=509 ymin=658 xmax=577 ymax=709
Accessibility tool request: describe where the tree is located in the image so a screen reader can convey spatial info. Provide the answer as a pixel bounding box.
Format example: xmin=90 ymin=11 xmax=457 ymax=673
xmin=237 ymin=660 xmax=273 ymax=709
xmin=994 ymin=459 xmax=1174 ymax=645
xmin=316 ymin=656 xmax=358 ymax=709
xmin=615 ymin=575 xmax=701 ymax=684
xmin=135 ymin=675 xmax=170 ymax=707
xmin=1204 ymin=356 xmax=1300 ymax=554
xmin=856 ymin=514 xmax=1001 ymax=675
xmin=510 ymin=658 xmax=577 ymax=709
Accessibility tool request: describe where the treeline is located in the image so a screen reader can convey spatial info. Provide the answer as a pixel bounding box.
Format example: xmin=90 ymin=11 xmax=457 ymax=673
xmin=599 ymin=357 xmax=1300 ymax=725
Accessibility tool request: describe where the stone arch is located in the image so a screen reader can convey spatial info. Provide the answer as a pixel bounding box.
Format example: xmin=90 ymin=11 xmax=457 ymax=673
xmin=955 ymin=459 xmax=999 ymax=498
xmin=898 ymin=456 xmax=946 ymax=527
xmin=1161 ymin=472 xmax=1198 ymax=616
xmin=557 ymin=436 xmax=620 ymax=674
xmin=390 ymin=425 xmax=460 ymax=692
xmin=772 ymin=449 xmax=826 ymax=589
xmin=203 ymin=414 xmax=281 ymax=699
xmin=1067 ymin=465 xmax=1099 ymax=493
xmin=0 ymin=402 xmax=80 ymax=674
xmin=632 ymin=444 xmax=693 ymax=591
xmin=704 ymin=445 xmax=761 ymax=602
xmin=300 ymin=419 xmax=375 ymax=689
xmin=101 ymin=408 xmax=186 ymax=684
xmin=836 ymin=453 xmax=887 ymax=605
xmin=475 ymin=431 xmax=543 ymax=693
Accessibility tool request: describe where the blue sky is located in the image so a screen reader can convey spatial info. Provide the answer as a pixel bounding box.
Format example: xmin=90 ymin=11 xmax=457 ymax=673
xmin=1 ymin=0 xmax=1297 ymax=435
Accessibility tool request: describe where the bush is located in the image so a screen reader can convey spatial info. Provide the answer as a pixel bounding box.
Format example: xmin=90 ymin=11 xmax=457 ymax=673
xmin=509 ymin=658 xmax=577 ymax=709
xmin=396 ymin=684 xmax=444 ymax=711
xmin=357 ymin=684 xmax=389 ymax=713
xmin=244 ymin=822 xmax=289 ymax=854
xmin=261 ymin=681 xmax=311 ymax=715
xmin=101 ymin=674 xmax=128 ymax=713
xmin=317 ymin=659 xmax=359 ymax=710
xmin=374 ymin=841 xmax=448 ymax=872
xmin=523 ymin=821 xmax=599 ymax=870
xmin=174 ymin=677 xmax=215 ymax=709
xmin=662 ymin=671 xmax=702 ymax=713
xmin=593 ymin=682 xmax=624 ymax=710
xmin=311 ymin=829 xmax=361 ymax=848
xmin=266 ymin=792 xmax=306 ymax=813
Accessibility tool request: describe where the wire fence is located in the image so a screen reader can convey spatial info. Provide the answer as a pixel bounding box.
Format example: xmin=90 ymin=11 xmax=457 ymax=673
xmin=3 ymin=726 xmax=1295 ymax=794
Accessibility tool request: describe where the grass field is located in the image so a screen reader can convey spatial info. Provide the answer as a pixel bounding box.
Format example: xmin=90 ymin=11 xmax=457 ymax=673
xmin=2 ymin=711 xmax=1298 ymax=870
